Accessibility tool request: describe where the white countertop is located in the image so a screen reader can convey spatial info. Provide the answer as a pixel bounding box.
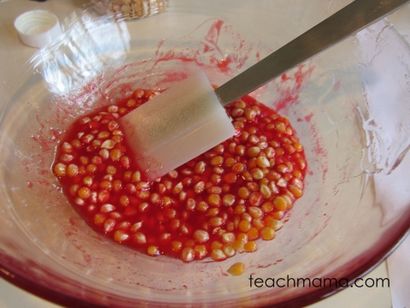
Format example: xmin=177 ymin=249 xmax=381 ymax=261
xmin=0 ymin=0 xmax=408 ymax=307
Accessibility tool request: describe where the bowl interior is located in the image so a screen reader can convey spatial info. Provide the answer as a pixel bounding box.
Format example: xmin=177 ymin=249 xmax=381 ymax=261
xmin=0 ymin=1 xmax=409 ymax=306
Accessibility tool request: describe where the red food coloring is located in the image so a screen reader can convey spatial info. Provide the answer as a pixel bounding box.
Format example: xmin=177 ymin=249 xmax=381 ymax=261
xmin=281 ymin=73 xmax=290 ymax=82
xmin=304 ymin=113 xmax=314 ymax=122
xmin=53 ymin=89 xmax=307 ymax=262
xmin=274 ymin=64 xmax=314 ymax=112
xmin=274 ymin=93 xmax=298 ymax=112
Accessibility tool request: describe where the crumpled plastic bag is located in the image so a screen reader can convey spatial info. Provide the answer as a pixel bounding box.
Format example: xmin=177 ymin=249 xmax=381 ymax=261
xmin=31 ymin=8 xmax=130 ymax=96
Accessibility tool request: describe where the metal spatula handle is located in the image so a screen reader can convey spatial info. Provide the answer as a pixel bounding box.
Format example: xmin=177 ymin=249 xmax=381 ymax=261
xmin=215 ymin=0 xmax=409 ymax=105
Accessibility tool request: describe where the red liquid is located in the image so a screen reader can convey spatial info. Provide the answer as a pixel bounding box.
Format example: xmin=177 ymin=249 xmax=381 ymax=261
xmin=53 ymin=89 xmax=307 ymax=262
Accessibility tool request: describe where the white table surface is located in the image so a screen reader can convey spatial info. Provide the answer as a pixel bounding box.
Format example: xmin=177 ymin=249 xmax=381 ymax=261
xmin=0 ymin=0 xmax=407 ymax=307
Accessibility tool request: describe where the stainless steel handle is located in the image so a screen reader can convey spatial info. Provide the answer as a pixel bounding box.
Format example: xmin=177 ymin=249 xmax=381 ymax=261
xmin=215 ymin=0 xmax=409 ymax=105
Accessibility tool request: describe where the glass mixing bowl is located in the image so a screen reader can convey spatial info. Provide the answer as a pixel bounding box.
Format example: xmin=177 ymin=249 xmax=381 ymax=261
xmin=0 ymin=1 xmax=409 ymax=306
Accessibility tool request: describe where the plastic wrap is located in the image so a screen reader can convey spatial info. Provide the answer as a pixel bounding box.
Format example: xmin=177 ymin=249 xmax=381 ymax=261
xmin=357 ymin=20 xmax=410 ymax=175
xmin=31 ymin=9 xmax=130 ymax=96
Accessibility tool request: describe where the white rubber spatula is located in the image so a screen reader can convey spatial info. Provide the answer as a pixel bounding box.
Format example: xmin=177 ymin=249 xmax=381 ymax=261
xmin=120 ymin=0 xmax=407 ymax=180
xmin=121 ymin=70 xmax=235 ymax=180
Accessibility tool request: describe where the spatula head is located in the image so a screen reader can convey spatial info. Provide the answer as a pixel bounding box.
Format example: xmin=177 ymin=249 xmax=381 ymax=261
xmin=120 ymin=70 xmax=236 ymax=180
